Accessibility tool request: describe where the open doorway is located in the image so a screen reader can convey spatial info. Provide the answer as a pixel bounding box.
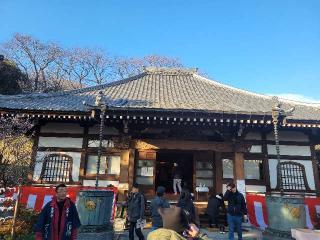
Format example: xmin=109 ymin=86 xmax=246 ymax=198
xmin=155 ymin=151 xmax=194 ymax=194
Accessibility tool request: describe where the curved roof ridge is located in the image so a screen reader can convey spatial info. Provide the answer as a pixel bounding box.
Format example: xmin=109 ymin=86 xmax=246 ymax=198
xmin=277 ymin=96 xmax=320 ymax=107
xmin=144 ymin=67 xmax=198 ymax=75
xmin=193 ymin=73 xmax=272 ymax=100
xmin=193 ymin=73 xmax=320 ymax=108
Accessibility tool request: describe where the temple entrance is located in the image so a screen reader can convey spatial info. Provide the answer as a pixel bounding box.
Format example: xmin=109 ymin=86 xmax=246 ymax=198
xmin=155 ymin=151 xmax=194 ymax=194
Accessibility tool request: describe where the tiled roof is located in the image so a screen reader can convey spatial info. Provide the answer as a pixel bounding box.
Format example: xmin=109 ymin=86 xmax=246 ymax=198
xmin=0 ymin=67 xmax=320 ymax=122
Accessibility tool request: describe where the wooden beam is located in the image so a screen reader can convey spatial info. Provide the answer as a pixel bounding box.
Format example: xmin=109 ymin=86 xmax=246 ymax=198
xmin=37 ymin=147 xmax=83 ymax=152
xmin=267 ymin=155 xmax=312 ymax=160
xmin=79 ymin=175 xmax=118 ymax=181
xmin=243 ymin=139 xmax=312 ymax=146
xmin=132 ymin=139 xmax=251 ymax=153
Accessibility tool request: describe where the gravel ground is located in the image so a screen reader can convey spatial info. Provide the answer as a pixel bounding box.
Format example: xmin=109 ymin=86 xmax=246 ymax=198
xmin=112 ymin=227 xmax=291 ymax=240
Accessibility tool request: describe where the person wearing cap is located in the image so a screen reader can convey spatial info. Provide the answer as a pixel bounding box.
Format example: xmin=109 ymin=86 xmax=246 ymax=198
xmin=126 ymin=183 xmax=145 ymax=240
xmin=206 ymin=193 xmax=225 ymax=229
xmin=224 ymin=183 xmax=248 ymax=240
xmin=172 ymin=162 xmax=182 ymax=195
xmin=150 ymin=186 xmax=170 ymax=229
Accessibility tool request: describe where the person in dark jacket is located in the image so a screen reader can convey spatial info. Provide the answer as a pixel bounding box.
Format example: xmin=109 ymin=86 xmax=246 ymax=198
xmin=126 ymin=183 xmax=145 ymax=240
xmin=172 ymin=163 xmax=182 ymax=195
xmin=177 ymin=189 xmax=196 ymax=227
xmin=224 ymin=183 xmax=248 ymax=240
xmin=206 ymin=193 xmax=225 ymax=228
xmin=34 ymin=183 xmax=81 ymax=240
xmin=150 ymin=186 xmax=170 ymax=229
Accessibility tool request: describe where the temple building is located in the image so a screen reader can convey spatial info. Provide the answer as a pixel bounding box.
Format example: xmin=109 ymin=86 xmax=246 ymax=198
xmin=1 ymin=67 xmax=320 ymax=201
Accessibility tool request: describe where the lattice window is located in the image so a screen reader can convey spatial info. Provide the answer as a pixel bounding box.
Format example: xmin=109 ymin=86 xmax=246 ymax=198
xmin=40 ymin=154 xmax=73 ymax=182
xmin=277 ymin=161 xmax=310 ymax=191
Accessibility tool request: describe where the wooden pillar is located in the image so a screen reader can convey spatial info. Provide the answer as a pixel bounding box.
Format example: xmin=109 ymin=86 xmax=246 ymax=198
xmin=311 ymin=143 xmax=320 ymax=196
xmin=128 ymin=149 xmax=135 ymax=190
xmin=234 ymin=152 xmax=245 ymax=180
xmin=234 ymin=152 xmax=246 ymax=196
xmin=117 ymin=150 xmax=130 ymax=201
xmin=119 ymin=150 xmax=130 ymax=183
xmin=215 ymin=152 xmax=223 ymax=194
xmin=79 ymin=125 xmax=89 ymax=178
xmin=28 ymin=124 xmax=40 ymax=183
xmin=262 ymin=132 xmax=271 ymax=192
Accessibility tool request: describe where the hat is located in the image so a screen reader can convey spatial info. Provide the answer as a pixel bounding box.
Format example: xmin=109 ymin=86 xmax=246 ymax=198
xmin=132 ymin=183 xmax=139 ymax=189
xmin=156 ymin=186 xmax=166 ymax=195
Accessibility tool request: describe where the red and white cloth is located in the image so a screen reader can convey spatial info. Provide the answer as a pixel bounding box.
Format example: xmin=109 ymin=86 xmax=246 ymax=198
xmin=246 ymin=193 xmax=320 ymax=230
xmin=0 ymin=186 xmax=118 ymax=220
xmin=2 ymin=187 xmax=320 ymax=229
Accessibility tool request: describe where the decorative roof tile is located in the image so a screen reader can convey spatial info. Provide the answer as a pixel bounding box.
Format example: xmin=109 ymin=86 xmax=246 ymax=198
xmin=0 ymin=68 xmax=320 ymax=121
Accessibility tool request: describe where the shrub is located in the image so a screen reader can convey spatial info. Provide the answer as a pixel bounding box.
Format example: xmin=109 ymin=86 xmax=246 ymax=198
xmin=0 ymin=205 xmax=39 ymax=239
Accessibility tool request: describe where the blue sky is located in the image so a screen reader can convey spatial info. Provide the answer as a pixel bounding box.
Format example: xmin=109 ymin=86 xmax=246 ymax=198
xmin=1 ymin=0 xmax=319 ymax=102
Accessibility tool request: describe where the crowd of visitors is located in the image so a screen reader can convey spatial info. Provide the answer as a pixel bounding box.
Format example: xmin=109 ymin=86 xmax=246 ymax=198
xmin=125 ymin=182 xmax=247 ymax=240
xmin=33 ymin=182 xmax=247 ymax=240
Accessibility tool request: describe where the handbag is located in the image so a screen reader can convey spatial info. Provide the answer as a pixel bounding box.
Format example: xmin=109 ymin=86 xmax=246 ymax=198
xmin=136 ymin=218 xmax=146 ymax=229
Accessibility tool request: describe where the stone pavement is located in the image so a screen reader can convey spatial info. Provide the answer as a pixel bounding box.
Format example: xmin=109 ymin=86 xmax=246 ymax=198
xmin=113 ymin=227 xmax=291 ymax=240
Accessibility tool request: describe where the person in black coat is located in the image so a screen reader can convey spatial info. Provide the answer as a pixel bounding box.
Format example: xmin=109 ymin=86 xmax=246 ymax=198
xmin=224 ymin=183 xmax=248 ymax=240
xmin=34 ymin=184 xmax=81 ymax=240
xmin=126 ymin=183 xmax=145 ymax=240
xmin=177 ymin=189 xmax=196 ymax=227
xmin=206 ymin=193 xmax=225 ymax=228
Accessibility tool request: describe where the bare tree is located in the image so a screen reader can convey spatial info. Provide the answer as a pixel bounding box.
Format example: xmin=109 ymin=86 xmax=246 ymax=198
xmin=53 ymin=48 xmax=113 ymax=87
xmin=66 ymin=48 xmax=91 ymax=86
xmin=86 ymin=49 xmax=113 ymax=85
xmin=1 ymin=33 xmax=184 ymax=92
xmin=112 ymin=54 xmax=183 ymax=79
xmin=2 ymin=33 xmax=63 ymax=92
xmin=0 ymin=117 xmax=33 ymax=187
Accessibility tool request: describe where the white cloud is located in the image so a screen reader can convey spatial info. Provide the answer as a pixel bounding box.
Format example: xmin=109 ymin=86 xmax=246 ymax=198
xmin=267 ymin=93 xmax=320 ymax=103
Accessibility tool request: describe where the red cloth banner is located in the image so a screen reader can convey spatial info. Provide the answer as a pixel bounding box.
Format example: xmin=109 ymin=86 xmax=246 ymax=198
xmin=304 ymin=197 xmax=320 ymax=226
xmin=1 ymin=186 xmax=118 ymax=220
xmin=246 ymin=193 xmax=268 ymax=229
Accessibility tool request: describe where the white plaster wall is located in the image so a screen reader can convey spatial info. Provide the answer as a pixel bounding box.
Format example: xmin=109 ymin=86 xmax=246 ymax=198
xmin=268 ymin=159 xmax=315 ymax=190
xmin=250 ymin=145 xmax=262 ymax=153
xmin=267 ymin=145 xmax=311 ymax=156
xmin=88 ymin=125 xmax=119 ymax=135
xmin=40 ymin=123 xmax=83 ymax=134
xmin=38 ymin=137 xmax=83 ymax=148
xmin=244 ymin=132 xmax=262 ymax=140
xmin=83 ymin=180 xmax=119 ymax=187
xmin=267 ymin=131 xmax=309 ymax=142
xmin=33 ymin=151 xmax=81 ymax=182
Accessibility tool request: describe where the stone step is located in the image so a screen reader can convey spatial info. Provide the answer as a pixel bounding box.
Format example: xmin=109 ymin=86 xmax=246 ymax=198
xmin=78 ymin=231 xmax=114 ymax=240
